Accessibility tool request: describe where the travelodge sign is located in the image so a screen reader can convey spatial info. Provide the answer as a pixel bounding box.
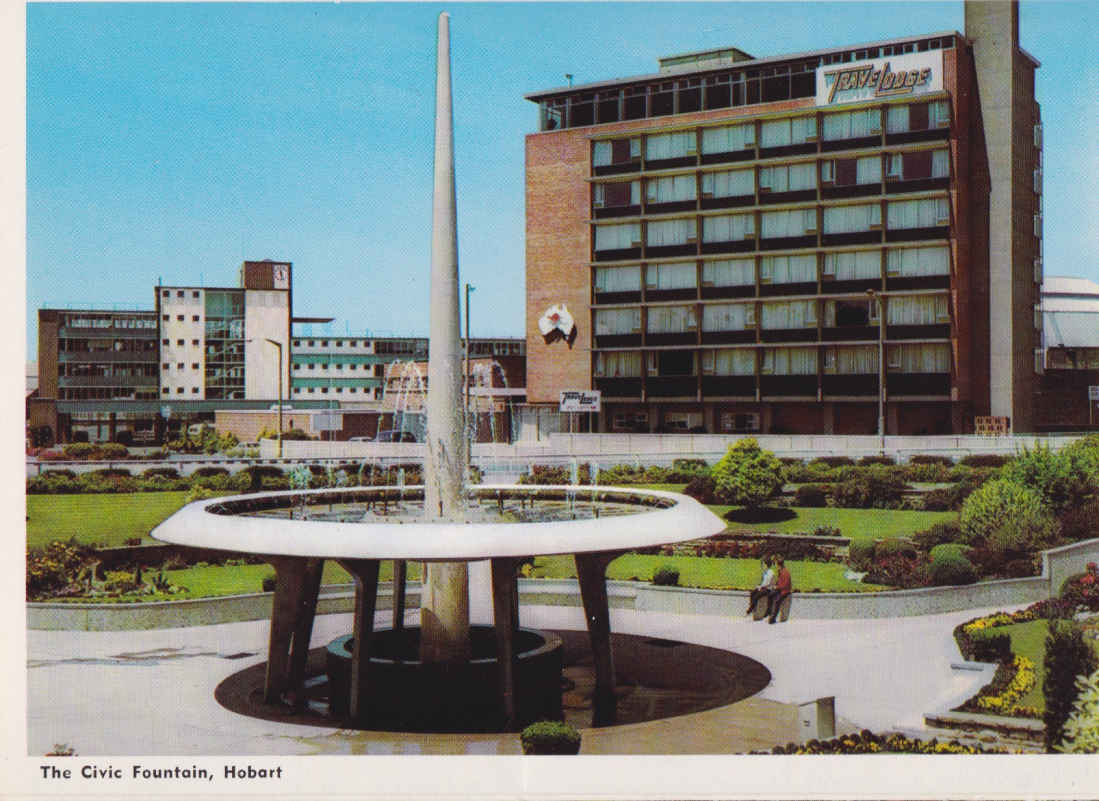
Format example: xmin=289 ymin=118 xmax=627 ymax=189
xmin=817 ymin=50 xmax=942 ymax=106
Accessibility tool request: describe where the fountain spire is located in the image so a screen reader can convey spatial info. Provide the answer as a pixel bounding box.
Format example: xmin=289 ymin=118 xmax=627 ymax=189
xmin=420 ymin=11 xmax=471 ymax=664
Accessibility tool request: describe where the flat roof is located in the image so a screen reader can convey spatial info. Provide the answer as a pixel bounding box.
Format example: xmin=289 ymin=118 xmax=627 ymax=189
xmin=526 ymin=30 xmax=961 ymax=101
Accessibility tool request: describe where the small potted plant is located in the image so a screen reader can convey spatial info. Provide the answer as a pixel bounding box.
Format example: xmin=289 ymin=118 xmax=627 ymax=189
xmin=519 ymin=720 xmax=582 ymax=755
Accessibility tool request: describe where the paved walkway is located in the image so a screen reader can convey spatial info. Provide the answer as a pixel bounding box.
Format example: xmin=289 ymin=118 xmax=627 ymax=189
xmin=26 ymin=603 xmax=1013 ymax=756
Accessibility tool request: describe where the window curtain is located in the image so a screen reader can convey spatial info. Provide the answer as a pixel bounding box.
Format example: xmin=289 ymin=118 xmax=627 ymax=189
xmin=856 ymin=156 xmax=882 ymax=184
xmin=594 ymin=222 xmax=641 ymax=250
xmin=700 ymin=123 xmax=754 ymax=154
xmin=593 ymin=140 xmax=612 ymax=167
xmin=647 ymin=305 xmax=697 ymax=333
xmin=646 ymin=131 xmax=695 ymax=160
xmin=887 ymin=197 xmax=949 ymax=229
xmin=761 ymin=116 xmax=816 ymax=147
xmin=928 ymin=101 xmax=951 ymax=128
xmin=702 ymin=259 xmax=754 ymax=287
xmin=647 ymin=262 xmax=696 ymax=290
xmin=762 ymin=347 xmax=817 ymax=374
xmin=886 ymin=294 xmax=949 ymax=325
xmin=703 ymin=348 xmax=755 ymax=375
xmin=762 ymin=254 xmax=816 ymax=283
xmin=703 ymin=213 xmax=754 ymax=242
xmin=886 ymin=246 xmax=949 ymax=276
xmin=885 ymin=105 xmax=910 ymax=134
xmin=646 ymin=219 xmax=695 ymax=246
xmin=761 ymin=208 xmax=816 ymax=238
xmin=825 ymin=250 xmax=880 ymax=280
xmin=761 ymin=299 xmax=817 ymax=329
xmin=823 ymin=203 xmax=881 ymax=233
xmin=594 ymin=351 xmax=642 ymax=377
xmin=701 ymin=168 xmax=753 ymax=198
xmin=646 ymin=175 xmax=696 ymax=204
xmin=888 ymin=343 xmax=950 ymax=372
xmin=832 ymin=345 xmax=877 ymax=374
xmin=594 ymin=308 xmax=641 ymax=335
xmin=702 ymin=303 xmax=751 ymax=330
xmin=931 ymin=149 xmax=949 ymax=177
xmin=594 ymin=265 xmax=642 ymax=293
xmin=594 ymin=181 xmax=639 ymax=207
xmin=760 ymin=163 xmax=815 ymax=192
xmin=822 ymin=108 xmax=879 ymax=140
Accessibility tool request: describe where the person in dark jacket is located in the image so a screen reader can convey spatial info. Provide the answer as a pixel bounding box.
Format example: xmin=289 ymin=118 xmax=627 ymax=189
xmin=768 ymin=555 xmax=792 ymax=624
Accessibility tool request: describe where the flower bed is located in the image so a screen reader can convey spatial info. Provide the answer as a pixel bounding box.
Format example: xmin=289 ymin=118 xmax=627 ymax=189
xmin=765 ymin=729 xmax=1008 ymax=755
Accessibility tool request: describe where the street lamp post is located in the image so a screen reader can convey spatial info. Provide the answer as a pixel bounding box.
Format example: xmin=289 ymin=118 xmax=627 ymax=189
xmin=464 ymin=283 xmax=475 ymax=462
xmin=866 ymin=289 xmax=886 ymax=453
xmin=265 ymin=338 xmax=284 ymax=459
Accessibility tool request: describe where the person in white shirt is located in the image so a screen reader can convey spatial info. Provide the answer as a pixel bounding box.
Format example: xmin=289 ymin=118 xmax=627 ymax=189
xmin=746 ymin=555 xmax=775 ymax=616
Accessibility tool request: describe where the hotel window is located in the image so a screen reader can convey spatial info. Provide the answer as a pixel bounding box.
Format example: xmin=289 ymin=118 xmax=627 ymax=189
xmin=760 ymin=116 xmax=817 ymax=147
xmin=886 ymin=294 xmax=950 ymax=325
xmin=823 ymin=297 xmax=879 ymax=326
xmin=701 ymin=348 xmax=755 ymax=375
xmin=761 ymin=299 xmax=817 ymax=329
xmin=761 ymin=346 xmax=817 ymax=374
xmin=760 ymin=254 xmax=816 ymax=284
xmin=760 ymin=208 xmax=817 ymax=238
xmin=162 ymin=291 xmax=170 ymax=298
xmin=823 ymin=250 xmax=880 ymax=280
xmin=594 ymin=351 xmax=642 ymax=377
xmin=176 ymin=290 xmax=184 ymax=298
xmin=162 ymin=339 xmax=169 ymax=346
xmin=824 ymin=203 xmax=881 ymax=233
xmin=594 ymin=222 xmax=642 ymax=250
xmin=162 ymin=363 xmax=169 ymax=370
xmin=293 ymin=364 xmax=301 ymax=370
xmin=594 ymin=265 xmax=642 ymax=294
xmin=162 ymin=315 xmax=169 ymax=322
xmin=192 ymin=291 xmax=199 ymax=299
xmin=176 ymin=339 xmax=184 ymax=346
xmin=701 ymin=258 xmax=754 ymax=287
xmin=700 ymin=123 xmax=754 ymax=154
xmin=821 ymin=108 xmax=881 ymax=140
xmin=885 ymin=246 xmax=950 ymax=276
xmin=702 ymin=303 xmax=755 ymax=330
xmin=823 ymin=345 xmax=877 ymax=373
xmin=700 ymin=168 xmax=753 ymax=199
xmin=646 ymin=262 xmax=696 ymax=291
xmin=594 ymin=308 xmax=641 ymax=336
xmin=646 ymin=218 xmax=697 ymax=247
xmin=176 ymin=315 xmax=184 ymax=322
xmin=702 ymin=213 xmax=754 ymax=242
xmin=759 ymin=163 xmax=816 ymax=193
xmin=645 ymin=131 xmax=696 ymax=161
xmin=191 ymin=363 xmax=199 ymax=370
xmin=646 ymin=351 xmax=697 ymax=376
xmin=192 ymin=339 xmax=199 ymax=346
xmin=886 ymin=197 xmax=949 ymax=229
xmin=191 ymin=387 xmax=199 ymax=394
xmin=1034 ymin=305 xmax=1042 ymax=330
xmin=886 ymin=100 xmax=951 ymax=133
xmin=887 ymin=343 xmax=950 ymax=372
xmin=821 ymin=156 xmax=882 ymax=186
xmin=593 ymin=137 xmax=641 ymax=167
xmin=176 ymin=387 xmax=184 ymax=394
xmin=646 ymin=305 xmax=697 ymax=334
xmin=886 ymin=149 xmax=949 ymax=180
xmin=593 ymin=180 xmax=640 ymax=209
xmin=646 ymin=175 xmax=696 ymax=204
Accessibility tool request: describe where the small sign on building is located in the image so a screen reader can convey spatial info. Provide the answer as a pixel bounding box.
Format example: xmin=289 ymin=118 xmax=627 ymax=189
xmin=1088 ymin=386 xmax=1099 ymax=401
xmin=559 ymin=390 xmax=601 ymax=413
xmin=313 ymin=412 xmax=343 ymax=432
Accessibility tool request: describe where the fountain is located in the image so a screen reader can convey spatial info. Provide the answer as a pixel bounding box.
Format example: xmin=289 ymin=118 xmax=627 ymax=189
xmin=153 ymin=13 xmax=728 ymax=734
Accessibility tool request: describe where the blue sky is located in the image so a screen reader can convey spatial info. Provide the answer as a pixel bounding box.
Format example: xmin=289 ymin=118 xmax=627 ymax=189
xmin=24 ymin=1 xmax=1099 ymax=360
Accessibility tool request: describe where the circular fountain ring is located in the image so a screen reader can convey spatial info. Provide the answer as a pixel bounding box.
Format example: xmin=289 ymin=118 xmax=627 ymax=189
xmin=151 ymin=484 xmax=726 ymax=560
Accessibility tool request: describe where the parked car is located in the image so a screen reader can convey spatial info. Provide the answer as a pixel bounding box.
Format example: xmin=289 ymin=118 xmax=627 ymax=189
xmin=348 ymin=435 xmax=373 ymax=442
xmin=375 ymin=430 xmax=418 ymax=443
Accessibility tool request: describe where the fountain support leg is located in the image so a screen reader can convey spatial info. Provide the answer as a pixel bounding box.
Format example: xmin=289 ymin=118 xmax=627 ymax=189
xmin=490 ymin=557 xmax=523 ymax=730
xmin=392 ymin=559 xmax=407 ymax=635
xmin=575 ymin=550 xmax=626 ymax=726
xmin=264 ymin=556 xmax=324 ymax=706
xmin=338 ymin=558 xmax=381 ymax=723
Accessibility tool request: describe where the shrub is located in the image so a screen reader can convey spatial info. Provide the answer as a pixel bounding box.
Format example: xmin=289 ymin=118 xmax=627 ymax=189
xmin=909 ymin=454 xmax=955 ymax=466
xmin=812 ymin=525 xmax=842 ymax=538
xmin=1001 ymin=443 xmax=1093 ymax=514
xmin=683 ymin=475 xmax=717 ymax=505
xmin=960 ymin=453 xmax=1011 ymax=468
xmin=965 ymin=631 xmax=1012 ymax=663
xmin=830 ymin=469 xmax=907 ymax=509
xmin=959 ymin=478 xmax=1060 ymax=554
xmin=794 ymin=484 xmax=830 ymax=508
xmin=927 ymin=546 xmax=977 ymax=586
xmin=711 ymin=439 xmax=785 ymax=510
xmin=1058 ymin=499 xmax=1099 ymax=544
xmin=192 ymin=467 xmax=229 ymax=478
xmin=847 ymin=540 xmax=877 ymax=571
xmin=1057 ymin=668 xmax=1099 ymax=753
xmin=921 ymin=483 xmax=977 ymax=511
xmin=912 ymin=520 xmax=962 ymax=552
xmin=519 ymin=721 xmax=581 ymax=755
xmin=863 ymin=553 xmax=926 ymax=589
xmin=238 ymin=465 xmax=286 ymax=491
xmin=809 ymin=456 xmax=855 ymax=468
xmin=857 ymin=455 xmax=895 ymax=466
xmin=26 ymin=472 xmax=80 ymax=494
xmin=1059 ymin=567 xmax=1099 ymax=613
xmin=141 ymin=467 xmax=180 ymax=479
xmin=1061 ymin=434 xmax=1099 ymax=487
xmin=877 ymin=539 xmax=917 ymax=560
xmin=261 ymin=574 xmax=277 ymax=593
xmin=903 ymin=461 xmax=952 ymax=483
xmin=26 ymin=540 xmax=96 ymax=600
xmin=61 ymin=442 xmax=96 ymax=460
xmin=1043 ymin=621 xmax=1099 ymax=751
xmin=651 ymin=565 xmax=680 ymax=586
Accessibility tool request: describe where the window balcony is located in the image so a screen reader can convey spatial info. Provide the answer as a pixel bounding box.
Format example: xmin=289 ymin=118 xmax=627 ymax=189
xmin=885 ymin=176 xmax=950 ymax=195
xmin=700 ymin=195 xmax=755 ymax=210
xmin=821 ymin=278 xmax=882 ymax=294
xmin=759 ymin=189 xmax=817 ymax=205
xmin=758 ymin=143 xmax=817 ymax=158
xmin=593 ymin=333 xmax=643 ymax=348
xmin=821 ymin=230 xmax=882 ymax=246
xmin=646 ymin=375 xmax=698 ymax=397
xmin=594 ymin=247 xmax=642 ymax=262
xmin=821 ymin=184 xmax=882 ymax=200
xmin=645 ymin=332 xmax=698 ymax=347
xmin=822 ymin=374 xmax=879 ymax=396
xmin=700 ymin=239 xmax=756 ymax=255
xmin=885 ymin=275 xmax=950 ymax=291
xmin=886 ymin=373 xmax=950 ymax=395
xmin=759 ymin=281 xmax=817 ymax=297
xmin=701 ymin=284 xmax=755 ymax=300
xmin=885 ymin=226 xmax=949 ymax=242
xmin=594 ymin=377 xmax=642 ymax=397
xmin=884 ymin=128 xmax=949 ymax=146
xmin=760 ymin=327 xmax=818 ymax=343
xmin=593 ymin=161 xmax=640 ymax=177
xmin=885 ymin=323 xmax=950 ymax=339
xmin=821 ymin=325 xmax=879 ymax=342
xmin=594 ymin=290 xmax=643 ymax=305
xmin=593 ymin=204 xmax=642 ymax=219
xmin=759 ymin=234 xmax=818 ymax=251
xmin=760 ymin=375 xmax=817 ymax=395
xmin=645 ymin=243 xmax=698 ymax=259
xmin=644 ymin=156 xmax=697 ymax=171
xmin=700 ymin=150 xmax=755 ymax=166
xmin=645 ymin=288 xmax=698 ymax=302
xmin=701 ymin=376 xmax=756 ymax=396
xmin=644 ymin=200 xmax=697 ymax=215
xmin=821 ymin=135 xmax=881 ymax=152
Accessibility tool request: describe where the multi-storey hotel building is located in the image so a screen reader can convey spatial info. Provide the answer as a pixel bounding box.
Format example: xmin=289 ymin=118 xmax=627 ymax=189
xmin=524 ymin=2 xmax=1042 ymax=434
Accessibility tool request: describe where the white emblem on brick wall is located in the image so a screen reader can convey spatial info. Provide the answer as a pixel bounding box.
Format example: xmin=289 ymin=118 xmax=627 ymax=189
xmin=538 ymin=303 xmax=577 ymax=347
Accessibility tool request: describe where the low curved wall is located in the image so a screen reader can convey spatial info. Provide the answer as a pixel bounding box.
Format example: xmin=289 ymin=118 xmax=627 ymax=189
xmin=28 ymin=538 xmax=1099 ymax=631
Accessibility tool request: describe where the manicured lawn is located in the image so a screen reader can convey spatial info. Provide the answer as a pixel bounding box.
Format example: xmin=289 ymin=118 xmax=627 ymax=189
xmin=528 ymin=553 xmax=890 ymax=593
xmin=26 ymin=492 xmax=191 ymax=549
xmin=707 ymin=506 xmax=957 ymax=542
xmin=998 ymin=619 xmax=1051 ymax=713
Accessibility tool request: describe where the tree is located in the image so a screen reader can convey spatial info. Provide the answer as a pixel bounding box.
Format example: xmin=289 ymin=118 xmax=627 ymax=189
xmin=1001 ymin=443 xmax=1092 ymax=514
xmin=711 ymin=438 xmax=784 ymax=510
xmin=1043 ymin=620 xmax=1099 ymax=751
xmin=958 ymin=478 xmax=1060 ymax=554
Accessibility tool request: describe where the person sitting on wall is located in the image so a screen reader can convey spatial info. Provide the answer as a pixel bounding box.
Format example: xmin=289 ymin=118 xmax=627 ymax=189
xmin=746 ymin=555 xmax=775 ymax=617
xmin=768 ymin=555 xmax=792 ymax=624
